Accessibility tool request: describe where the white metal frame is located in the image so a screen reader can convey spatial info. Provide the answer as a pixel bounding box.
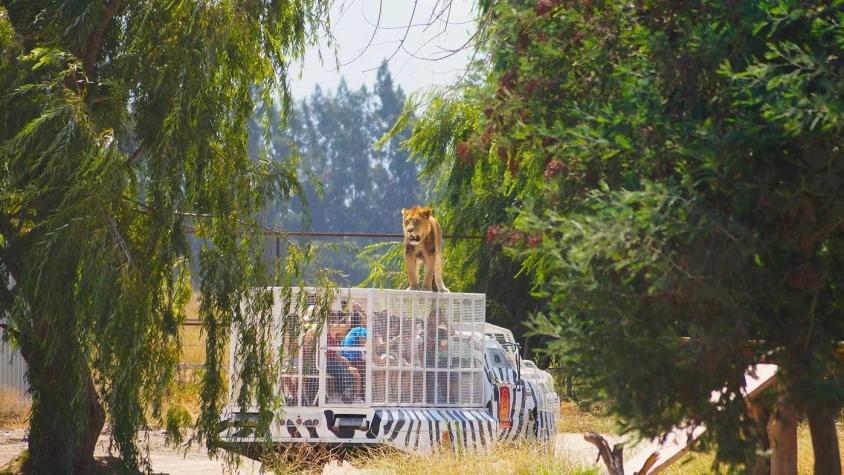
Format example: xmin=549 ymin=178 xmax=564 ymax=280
xmin=229 ymin=288 xmax=486 ymax=411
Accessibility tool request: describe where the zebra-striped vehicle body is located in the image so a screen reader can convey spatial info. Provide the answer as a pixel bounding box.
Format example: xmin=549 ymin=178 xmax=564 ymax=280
xmin=219 ymin=288 xmax=557 ymax=454
xmin=483 ymin=341 xmax=557 ymax=443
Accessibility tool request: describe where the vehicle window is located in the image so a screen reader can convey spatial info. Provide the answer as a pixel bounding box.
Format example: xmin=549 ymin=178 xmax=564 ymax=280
xmin=486 ymin=348 xmax=514 ymax=370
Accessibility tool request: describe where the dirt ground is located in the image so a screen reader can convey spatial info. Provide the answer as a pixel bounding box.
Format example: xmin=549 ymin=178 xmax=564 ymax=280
xmin=0 ymin=429 xmax=263 ymax=475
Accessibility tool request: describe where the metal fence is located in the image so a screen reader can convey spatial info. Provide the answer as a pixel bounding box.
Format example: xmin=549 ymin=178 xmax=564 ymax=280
xmin=0 ymin=331 xmax=28 ymax=396
xmin=230 ymin=288 xmax=486 ymax=409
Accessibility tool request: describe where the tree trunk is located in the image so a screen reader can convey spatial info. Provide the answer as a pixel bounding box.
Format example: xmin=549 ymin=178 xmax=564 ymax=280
xmin=747 ymin=400 xmax=770 ymax=475
xmin=19 ymin=326 xmax=105 ymax=474
xmin=768 ymin=383 xmax=798 ymax=475
xmin=807 ymin=405 xmax=841 ymax=475
xmin=583 ymin=432 xmax=624 ymax=475
xmin=565 ymin=374 xmax=575 ymax=400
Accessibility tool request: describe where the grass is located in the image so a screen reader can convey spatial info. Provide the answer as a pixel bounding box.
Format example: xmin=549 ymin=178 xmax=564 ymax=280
xmin=556 ymin=403 xmax=844 ymax=474
xmin=296 ymin=402 xmax=611 ymax=475
xmin=0 ymin=451 xmax=28 ymax=475
xmin=662 ymin=421 xmax=844 ymax=475
xmin=150 ymin=319 xmax=213 ymax=433
xmin=160 ymin=370 xmax=202 ymax=420
xmin=557 ymin=401 xmax=616 ymax=434
xmin=552 ymin=401 xmax=844 ymax=474
xmin=0 ymin=387 xmax=29 ymax=429
xmin=179 ymin=324 xmax=208 ymax=365
xmin=334 ymin=404 xmax=844 ymax=475
xmin=342 ymin=442 xmax=597 ymax=475
xmin=260 ymin=445 xmax=351 ymax=474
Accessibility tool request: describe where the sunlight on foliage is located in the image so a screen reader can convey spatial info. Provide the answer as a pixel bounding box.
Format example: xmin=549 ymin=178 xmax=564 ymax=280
xmin=0 ymin=1 xmax=332 ymax=471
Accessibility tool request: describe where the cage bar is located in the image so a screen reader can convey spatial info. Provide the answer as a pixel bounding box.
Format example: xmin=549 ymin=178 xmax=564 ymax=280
xmin=229 ymin=288 xmax=486 ymax=410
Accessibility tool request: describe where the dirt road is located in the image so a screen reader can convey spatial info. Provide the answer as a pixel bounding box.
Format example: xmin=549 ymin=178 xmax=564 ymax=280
xmin=0 ymin=429 xmax=263 ymax=475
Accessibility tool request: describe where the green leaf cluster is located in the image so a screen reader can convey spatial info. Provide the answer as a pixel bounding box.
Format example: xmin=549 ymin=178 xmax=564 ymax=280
xmin=407 ymin=0 xmax=844 ymax=465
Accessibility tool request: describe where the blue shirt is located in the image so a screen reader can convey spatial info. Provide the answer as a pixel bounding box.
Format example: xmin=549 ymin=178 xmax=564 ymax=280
xmin=340 ymin=327 xmax=367 ymax=361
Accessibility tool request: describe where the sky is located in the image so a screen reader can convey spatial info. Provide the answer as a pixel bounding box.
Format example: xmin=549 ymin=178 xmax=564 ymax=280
xmin=289 ymin=0 xmax=479 ymax=100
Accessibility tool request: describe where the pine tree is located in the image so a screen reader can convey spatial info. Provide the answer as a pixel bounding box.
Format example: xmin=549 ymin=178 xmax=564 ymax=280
xmin=374 ymin=61 xmax=422 ymax=227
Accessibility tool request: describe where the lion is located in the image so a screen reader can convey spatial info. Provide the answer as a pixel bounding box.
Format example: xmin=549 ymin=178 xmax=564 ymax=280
xmin=401 ymin=206 xmax=449 ymax=292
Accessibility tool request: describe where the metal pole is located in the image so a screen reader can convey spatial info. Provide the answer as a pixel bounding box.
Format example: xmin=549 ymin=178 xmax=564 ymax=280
xmin=366 ymin=289 xmax=373 ymax=405
xmin=184 ymin=226 xmax=481 ymax=240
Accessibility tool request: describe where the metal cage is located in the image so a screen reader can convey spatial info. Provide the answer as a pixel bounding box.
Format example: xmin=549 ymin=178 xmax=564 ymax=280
xmin=229 ymin=288 xmax=487 ymax=410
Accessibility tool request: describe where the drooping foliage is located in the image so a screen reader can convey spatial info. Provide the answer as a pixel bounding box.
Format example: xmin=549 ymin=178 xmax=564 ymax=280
xmin=0 ymin=1 xmax=329 ymax=472
xmin=405 ymin=0 xmax=844 ymax=467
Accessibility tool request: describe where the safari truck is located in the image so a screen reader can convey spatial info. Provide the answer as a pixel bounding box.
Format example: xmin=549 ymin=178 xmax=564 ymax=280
xmin=219 ymin=288 xmax=557 ymax=454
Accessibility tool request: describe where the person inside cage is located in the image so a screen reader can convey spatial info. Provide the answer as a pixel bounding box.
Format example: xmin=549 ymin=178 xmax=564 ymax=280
xmin=339 ymin=306 xmax=368 ymax=399
xmin=327 ymin=329 xmax=361 ymax=403
xmin=372 ymin=314 xmax=403 ymax=370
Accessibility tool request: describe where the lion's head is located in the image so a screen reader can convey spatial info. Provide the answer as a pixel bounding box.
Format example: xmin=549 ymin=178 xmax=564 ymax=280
xmin=401 ymin=206 xmax=433 ymax=246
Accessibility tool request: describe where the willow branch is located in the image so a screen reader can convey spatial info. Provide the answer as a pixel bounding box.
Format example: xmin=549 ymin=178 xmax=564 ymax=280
xmin=107 ymin=215 xmax=133 ymax=267
xmin=83 ymin=0 xmax=122 ymax=79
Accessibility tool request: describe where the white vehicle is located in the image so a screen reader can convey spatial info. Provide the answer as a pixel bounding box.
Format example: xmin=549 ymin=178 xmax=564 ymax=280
xmin=519 ymin=359 xmax=561 ymax=423
xmin=219 ymin=288 xmax=557 ymax=454
xmin=483 ymin=323 xmax=561 ymax=422
xmin=484 ymin=323 xmax=519 ymax=356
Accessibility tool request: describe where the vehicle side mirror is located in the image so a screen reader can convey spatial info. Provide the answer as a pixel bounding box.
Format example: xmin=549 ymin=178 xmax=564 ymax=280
xmin=515 ymin=343 xmax=522 ymax=384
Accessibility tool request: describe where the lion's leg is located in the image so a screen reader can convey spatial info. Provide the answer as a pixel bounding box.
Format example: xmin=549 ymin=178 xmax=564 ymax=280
xmin=434 ymin=249 xmax=449 ymax=292
xmin=405 ymin=253 xmax=420 ymax=290
xmin=422 ymin=254 xmax=435 ymax=291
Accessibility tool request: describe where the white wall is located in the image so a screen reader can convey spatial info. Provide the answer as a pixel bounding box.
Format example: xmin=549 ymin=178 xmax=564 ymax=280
xmin=0 ymin=330 xmax=28 ymax=396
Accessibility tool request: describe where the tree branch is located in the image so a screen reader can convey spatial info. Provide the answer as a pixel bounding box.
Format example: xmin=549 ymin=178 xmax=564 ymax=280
xmin=83 ymin=0 xmax=122 ymax=80
xmin=107 ymin=215 xmax=133 ymax=267
xmin=583 ymin=432 xmax=625 ymax=475
xmin=124 ymin=142 xmax=147 ymax=167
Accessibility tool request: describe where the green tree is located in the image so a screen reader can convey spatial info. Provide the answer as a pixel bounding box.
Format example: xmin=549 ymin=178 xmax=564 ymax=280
xmin=292 ymin=67 xmax=421 ymax=235
xmin=406 ymin=0 xmax=844 ymax=470
xmin=0 ymin=1 xmax=328 ymax=472
xmin=305 ymin=80 xmax=377 ymax=231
